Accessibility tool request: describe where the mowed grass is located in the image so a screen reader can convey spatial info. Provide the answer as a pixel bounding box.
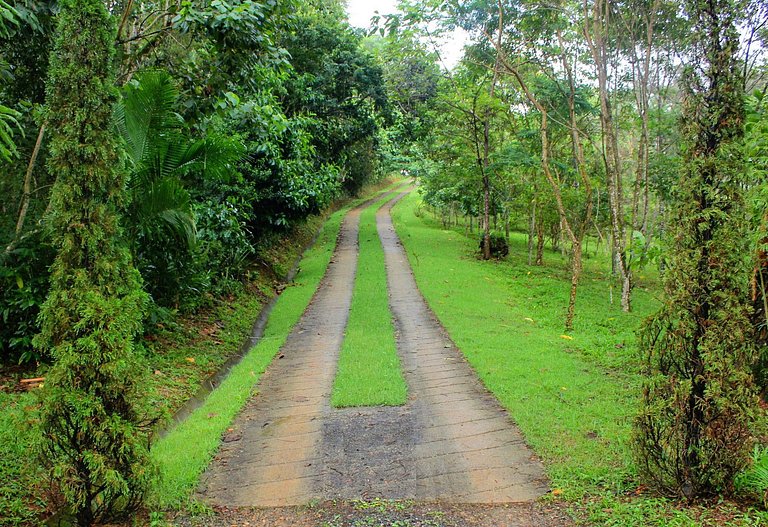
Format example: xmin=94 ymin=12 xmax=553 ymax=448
xmin=150 ymin=181 xmax=405 ymax=508
xmin=331 ymin=194 xmax=407 ymax=407
xmin=391 ymin=193 xmax=768 ymax=526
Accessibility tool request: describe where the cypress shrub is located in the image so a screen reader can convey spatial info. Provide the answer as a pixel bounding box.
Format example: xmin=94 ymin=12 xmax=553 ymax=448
xmin=33 ymin=1 xmax=152 ymax=524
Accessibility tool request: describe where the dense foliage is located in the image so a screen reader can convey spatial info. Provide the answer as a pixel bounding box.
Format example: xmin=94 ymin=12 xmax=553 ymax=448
xmin=0 ymin=0 xmax=393 ymax=363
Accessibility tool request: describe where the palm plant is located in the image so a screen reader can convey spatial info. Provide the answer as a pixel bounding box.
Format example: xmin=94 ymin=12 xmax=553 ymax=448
xmin=115 ymin=69 xmax=243 ymax=305
xmin=0 ymin=1 xmax=21 ymax=162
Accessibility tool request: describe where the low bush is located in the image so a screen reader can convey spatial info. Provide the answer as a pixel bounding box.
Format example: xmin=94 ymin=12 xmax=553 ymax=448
xmin=479 ymin=231 xmax=509 ymax=258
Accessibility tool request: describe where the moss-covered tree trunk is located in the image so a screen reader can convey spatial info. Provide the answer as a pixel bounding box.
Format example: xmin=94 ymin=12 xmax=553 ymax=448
xmin=34 ymin=1 xmax=151 ymax=525
xmin=633 ymin=0 xmax=756 ymax=499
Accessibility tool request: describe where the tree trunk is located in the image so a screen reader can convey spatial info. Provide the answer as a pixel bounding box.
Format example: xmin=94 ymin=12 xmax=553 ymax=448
xmin=584 ymin=0 xmax=632 ymax=312
xmin=536 ymin=221 xmax=545 ymax=266
xmin=528 ymin=198 xmax=536 ymax=266
xmin=482 ymin=174 xmax=491 ymax=259
xmin=565 ymin=240 xmax=584 ymax=330
xmin=5 ymin=124 xmax=46 ymax=255
xmin=752 ymin=211 xmax=768 ymax=348
xmin=490 ymin=16 xmax=593 ymax=330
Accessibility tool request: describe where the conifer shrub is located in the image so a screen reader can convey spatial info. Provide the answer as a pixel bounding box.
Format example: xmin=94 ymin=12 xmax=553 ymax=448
xmin=33 ymin=1 xmax=153 ymax=525
xmin=633 ymin=0 xmax=757 ymax=499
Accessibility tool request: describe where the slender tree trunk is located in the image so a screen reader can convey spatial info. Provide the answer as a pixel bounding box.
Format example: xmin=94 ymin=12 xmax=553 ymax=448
xmin=5 ymin=124 xmax=46 ymax=255
xmin=486 ymin=6 xmax=593 ymax=329
xmin=566 ymin=241 xmax=585 ymax=328
xmin=626 ymin=0 xmax=658 ymax=246
xmin=536 ymin=221 xmax=545 ymax=266
xmin=482 ymin=174 xmax=491 ymax=259
xmin=528 ymin=198 xmax=536 ymax=266
xmin=752 ymin=211 xmax=768 ymax=348
xmin=480 ymin=62 xmax=500 ymax=260
xmin=584 ymin=0 xmax=632 ymax=312
xmin=560 ymin=219 xmax=567 ymax=258
xmin=501 ymin=57 xmax=589 ymax=329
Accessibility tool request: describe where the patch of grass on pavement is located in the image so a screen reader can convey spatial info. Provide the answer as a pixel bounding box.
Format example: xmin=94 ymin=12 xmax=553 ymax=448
xmin=390 ymin=193 xmax=766 ymax=527
xmin=332 ymin=196 xmax=407 ymax=407
xmin=150 ymin=180 xmax=405 ymax=508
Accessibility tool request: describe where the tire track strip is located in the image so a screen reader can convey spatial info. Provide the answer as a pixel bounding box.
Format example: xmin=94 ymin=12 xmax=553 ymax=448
xmin=199 ymin=195 xmax=381 ymax=506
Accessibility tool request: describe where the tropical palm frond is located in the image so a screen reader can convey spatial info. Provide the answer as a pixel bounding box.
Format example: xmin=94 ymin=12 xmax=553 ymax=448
xmin=158 ymin=208 xmax=197 ymax=250
xmin=0 ymin=103 xmax=22 ymax=162
xmin=131 ymin=176 xmax=196 ymax=250
xmin=171 ymin=135 xmax=246 ymax=182
xmin=117 ymin=69 xmax=246 ymax=267
xmin=115 ymin=69 xmax=183 ymax=167
xmin=144 ymin=139 xmax=188 ymax=182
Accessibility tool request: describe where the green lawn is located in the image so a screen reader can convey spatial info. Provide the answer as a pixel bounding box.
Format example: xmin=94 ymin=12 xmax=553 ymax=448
xmin=149 ymin=180 xmax=405 ymax=508
xmin=390 ymin=193 xmax=768 ymax=527
xmin=331 ymin=194 xmax=407 ymax=407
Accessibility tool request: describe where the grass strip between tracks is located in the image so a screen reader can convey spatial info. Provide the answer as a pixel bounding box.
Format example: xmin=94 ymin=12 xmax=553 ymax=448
xmin=149 ymin=180 xmax=405 ymax=508
xmin=331 ymin=193 xmax=407 ymax=407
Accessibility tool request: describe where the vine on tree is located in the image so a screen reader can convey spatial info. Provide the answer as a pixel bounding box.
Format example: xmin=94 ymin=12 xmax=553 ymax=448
xmin=633 ymin=0 xmax=757 ymax=499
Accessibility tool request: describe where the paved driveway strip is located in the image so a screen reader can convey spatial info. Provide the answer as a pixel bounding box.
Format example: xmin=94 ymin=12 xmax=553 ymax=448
xmin=199 ymin=189 xmax=548 ymax=506
xmin=374 ymin=190 xmax=548 ymax=502
xmin=199 ymin=198 xmax=370 ymax=507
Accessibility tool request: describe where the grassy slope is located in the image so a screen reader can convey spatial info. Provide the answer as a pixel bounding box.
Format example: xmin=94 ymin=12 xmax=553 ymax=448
xmin=391 ymin=193 xmax=767 ymax=527
xmin=331 ymin=195 xmax=407 ymax=407
xmin=150 ymin=181 xmax=405 ymax=508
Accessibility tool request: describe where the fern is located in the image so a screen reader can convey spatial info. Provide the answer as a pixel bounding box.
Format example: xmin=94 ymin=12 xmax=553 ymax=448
xmin=736 ymin=446 xmax=768 ymax=507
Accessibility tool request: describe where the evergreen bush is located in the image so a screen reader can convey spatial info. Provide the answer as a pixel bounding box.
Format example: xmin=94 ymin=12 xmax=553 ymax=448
xmin=33 ymin=1 xmax=153 ymax=524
